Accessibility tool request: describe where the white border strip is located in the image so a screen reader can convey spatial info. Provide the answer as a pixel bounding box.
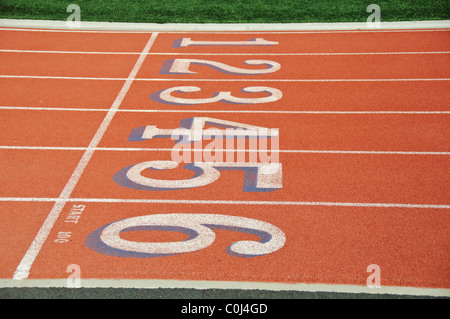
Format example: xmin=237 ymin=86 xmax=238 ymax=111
xmin=1 ymin=197 xmax=449 ymax=209
xmin=1 ymin=106 xmax=449 ymax=114
xmin=11 ymin=32 xmax=159 ymax=280
xmin=1 ymin=146 xmax=449 ymax=156
xmin=0 ymin=279 xmax=448 ymax=297
xmin=2 ymin=49 xmax=450 ymax=55
xmin=1 ymin=75 xmax=449 ymax=82
xmin=0 ymin=19 xmax=449 ymax=32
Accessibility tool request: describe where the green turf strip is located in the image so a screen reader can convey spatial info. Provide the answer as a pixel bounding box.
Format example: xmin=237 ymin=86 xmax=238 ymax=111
xmin=0 ymin=0 xmax=448 ymax=23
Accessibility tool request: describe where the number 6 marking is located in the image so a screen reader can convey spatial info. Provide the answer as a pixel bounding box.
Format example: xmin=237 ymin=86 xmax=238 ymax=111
xmin=85 ymin=214 xmax=286 ymax=258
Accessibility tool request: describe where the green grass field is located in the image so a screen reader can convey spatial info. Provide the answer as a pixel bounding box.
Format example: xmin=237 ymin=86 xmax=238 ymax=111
xmin=0 ymin=0 xmax=449 ymax=23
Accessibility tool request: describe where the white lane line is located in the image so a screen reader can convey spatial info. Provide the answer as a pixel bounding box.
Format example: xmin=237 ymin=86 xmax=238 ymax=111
xmin=134 ymin=78 xmax=450 ymax=82
xmin=0 ymin=75 xmax=124 ymax=80
xmin=116 ymin=110 xmax=450 ymax=114
xmin=0 ymin=49 xmax=142 ymax=54
xmin=0 ymin=278 xmax=448 ymax=297
xmin=2 ymin=49 xmax=450 ymax=55
xmin=1 ymin=146 xmax=449 ymax=155
xmin=1 ymin=197 xmax=449 ymax=209
xmin=147 ymin=51 xmax=450 ymax=56
xmin=1 ymin=75 xmax=450 ymax=82
xmin=1 ymin=106 xmax=450 ymax=114
xmin=0 ymin=106 xmax=110 ymax=112
xmin=11 ymin=32 xmax=159 ymax=280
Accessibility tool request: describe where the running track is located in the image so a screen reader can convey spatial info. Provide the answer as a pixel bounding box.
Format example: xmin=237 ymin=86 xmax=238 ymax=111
xmin=0 ymin=27 xmax=449 ymax=297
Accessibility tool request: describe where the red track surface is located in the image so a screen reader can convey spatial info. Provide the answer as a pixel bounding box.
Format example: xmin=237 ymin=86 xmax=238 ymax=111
xmin=0 ymin=28 xmax=449 ymax=294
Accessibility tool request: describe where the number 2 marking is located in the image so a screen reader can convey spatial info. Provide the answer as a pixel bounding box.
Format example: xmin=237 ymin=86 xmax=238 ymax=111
xmin=161 ymin=59 xmax=280 ymax=75
xmin=85 ymin=214 xmax=286 ymax=258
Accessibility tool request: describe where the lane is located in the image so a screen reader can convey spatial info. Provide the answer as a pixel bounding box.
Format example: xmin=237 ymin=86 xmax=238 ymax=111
xmin=4 ymin=52 xmax=450 ymax=80
xmin=0 ymin=52 xmax=139 ymax=78
xmin=98 ymin=112 xmax=450 ymax=152
xmin=0 ymin=29 xmax=151 ymax=52
xmin=0 ymin=78 xmax=125 ymax=109
xmin=150 ymin=31 xmax=450 ymax=54
xmin=2 ymin=29 xmax=449 ymax=55
xmin=0 ymin=150 xmax=85 ymax=198
xmin=2 ymin=78 xmax=448 ymax=112
xmin=120 ymin=80 xmax=450 ymax=112
xmin=136 ymin=54 xmax=450 ymax=80
xmin=68 ymin=151 xmax=450 ymax=205
xmin=26 ymin=201 xmax=450 ymax=289
xmin=0 ymin=109 xmax=105 ymax=147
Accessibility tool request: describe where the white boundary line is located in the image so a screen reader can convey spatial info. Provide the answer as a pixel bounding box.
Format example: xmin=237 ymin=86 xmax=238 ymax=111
xmin=1 ymin=197 xmax=449 ymax=209
xmin=0 ymin=19 xmax=449 ymax=32
xmin=1 ymin=146 xmax=449 ymax=155
xmin=0 ymin=279 xmax=449 ymax=297
xmin=1 ymin=75 xmax=450 ymax=82
xmin=0 ymin=75 xmax=122 ymax=80
xmin=135 ymin=78 xmax=450 ymax=82
xmin=2 ymin=49 xmax=450 ymax=55
xmin=1 ymin=106 xmax=449 ymax=114
xmin=11 ymin=32 xmax=159 ymax=280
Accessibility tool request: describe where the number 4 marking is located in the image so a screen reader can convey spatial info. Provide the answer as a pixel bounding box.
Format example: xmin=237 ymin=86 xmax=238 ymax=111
xmin=128 ymin=117 xmax=279 ymax=144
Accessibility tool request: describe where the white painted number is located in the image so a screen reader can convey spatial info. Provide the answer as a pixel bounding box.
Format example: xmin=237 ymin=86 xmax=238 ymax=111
xmin=154 ymin=86 xmax=282 ymax=105
xmin=114 ymin=160 xmax=282 ymax=192
xmin=88 ymin=214 xmax=286 ymax=258
xmin=137 ymin=117 xmax=279 ymax=143
xmin=173 ymin=38 xmax=278 ymax=47
xmin=161 ymin=59 xmax=280 ymax=75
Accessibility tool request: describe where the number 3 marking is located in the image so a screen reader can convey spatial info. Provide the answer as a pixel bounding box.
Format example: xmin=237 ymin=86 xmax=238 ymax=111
xmin=151 ymin=86 xmax=282 ymax=105
xmin=85 ymin=214 xmax=286 ymax=258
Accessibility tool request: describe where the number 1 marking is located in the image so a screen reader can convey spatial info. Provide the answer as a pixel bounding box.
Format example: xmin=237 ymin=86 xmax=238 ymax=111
xmin=173 ymin=38 xmax=278 ymax=48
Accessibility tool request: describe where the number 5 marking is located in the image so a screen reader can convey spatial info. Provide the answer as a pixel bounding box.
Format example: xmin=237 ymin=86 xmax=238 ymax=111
xmin=161 ymin=59 xmax=280 ymax=75
xmin=150 ymin=86 xmax=282 ymax=105
xmin=113 ymin=161 xmax=282 ymax=192
xmin=85 ymin=214 xmax=286 ymax=258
